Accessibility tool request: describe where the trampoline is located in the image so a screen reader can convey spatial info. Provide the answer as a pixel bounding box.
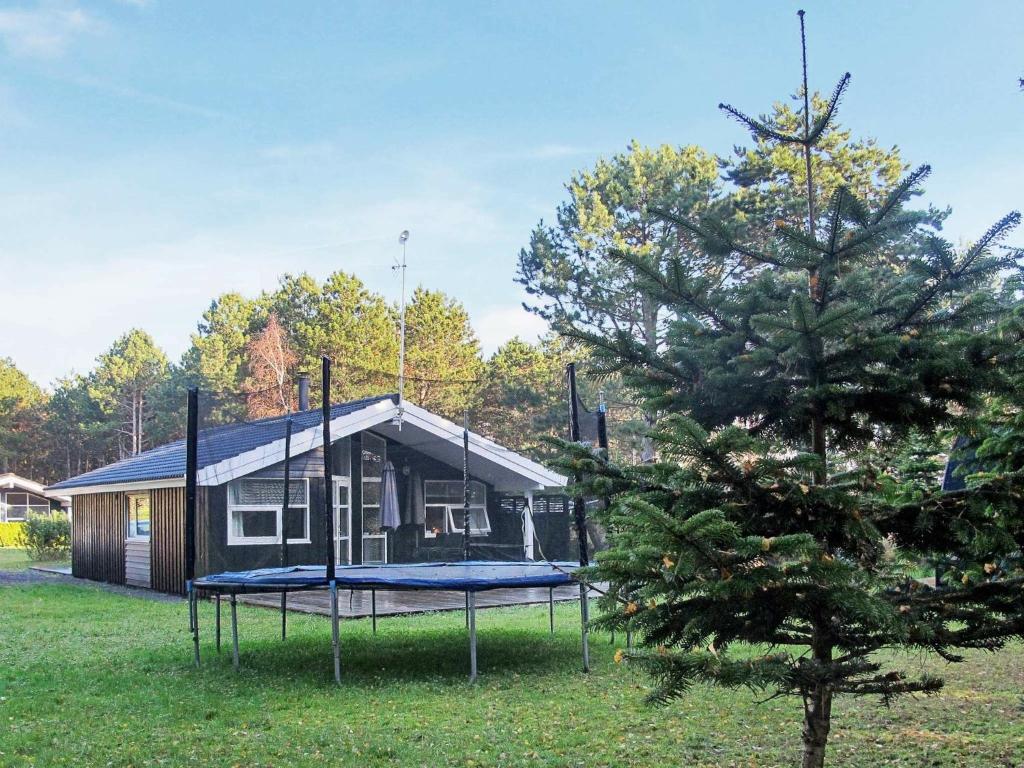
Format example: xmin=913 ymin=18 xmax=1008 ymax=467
xmin=191 ymin=561 xmax=584 ymax=681
xmin=182 ymin=359 xmax=603 ymax=683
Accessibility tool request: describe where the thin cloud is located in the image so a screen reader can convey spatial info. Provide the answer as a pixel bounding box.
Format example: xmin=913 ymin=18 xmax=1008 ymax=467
xmin=68 ymin=74 xmax=237 ymax=122
xmin=0 ymin=3 xmax=98 ymax=59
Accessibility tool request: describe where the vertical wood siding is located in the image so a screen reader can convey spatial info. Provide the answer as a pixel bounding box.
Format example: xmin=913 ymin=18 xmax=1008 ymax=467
xmin=150 ymin=487 xmax=185 ymax=594
xmin=71 ymin=492 xmax=127 ymax=585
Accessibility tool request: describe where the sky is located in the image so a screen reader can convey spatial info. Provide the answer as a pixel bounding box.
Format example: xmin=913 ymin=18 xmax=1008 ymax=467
xmin=1 ymin=0 xmax=1021 ymax=388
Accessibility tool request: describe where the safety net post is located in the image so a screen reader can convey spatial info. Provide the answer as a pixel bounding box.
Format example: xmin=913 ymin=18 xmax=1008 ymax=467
xmin=322 ymin=356 xmax=335 ymax=581
xmin=185 ymin=386 xmax=200 ymax=667
xmin=280 ymin=417 xmax=293 ymax=640
xmin=566 ymin=362 xmax=590 ymax=672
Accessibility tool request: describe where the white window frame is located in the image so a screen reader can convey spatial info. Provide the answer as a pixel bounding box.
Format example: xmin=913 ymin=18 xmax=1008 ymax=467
xmin=3 ymin=492 xmax=51 ymax=522
xmin=361 ymin=433 xmax=388 ymax=564
xmin=227 ymin=477 xmax=310 ymax=547
xmin=126 ymin=491 xmax=151 ymax=540
xmin=333 ymin=477 xmax=352 ymax=566
xmin=423 ymin=480 xmax=490 ymax=537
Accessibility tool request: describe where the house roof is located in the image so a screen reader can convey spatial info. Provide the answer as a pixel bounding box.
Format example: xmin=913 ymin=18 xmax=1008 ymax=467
xmin=0 ymin=472 xmax=71 ymax=504
xmin=48 ymin=394 xmax=396 ymax=493
xmin=48 ymin=394 xmax=566 ymax=494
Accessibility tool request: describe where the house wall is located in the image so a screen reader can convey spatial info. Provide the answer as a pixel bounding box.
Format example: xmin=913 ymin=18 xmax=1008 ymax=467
xmin=71 ymin=486 xmax=202 ymax=595
xmin=72 ymin=491 xmax=127 ymax=584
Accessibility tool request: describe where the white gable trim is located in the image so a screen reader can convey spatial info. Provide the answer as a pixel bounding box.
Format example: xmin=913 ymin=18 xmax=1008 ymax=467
xmin=398 ymin=401 xmax=567 ymax=488
xmin=197 ymin=398 xmax=397 ymax=486
xmin=198 ymin=399 xmax=567 ymax=489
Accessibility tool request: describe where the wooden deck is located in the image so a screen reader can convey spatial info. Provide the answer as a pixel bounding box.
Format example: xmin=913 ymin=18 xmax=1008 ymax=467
xmin=237 ymin=583 xmax=590 ymax=618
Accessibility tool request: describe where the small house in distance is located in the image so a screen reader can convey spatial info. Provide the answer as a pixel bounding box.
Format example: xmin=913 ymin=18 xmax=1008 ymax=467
xmin=48 ymin=393 xmax=570 ymax=594
xmin=1 ymin=473 xmax=70 ymax=521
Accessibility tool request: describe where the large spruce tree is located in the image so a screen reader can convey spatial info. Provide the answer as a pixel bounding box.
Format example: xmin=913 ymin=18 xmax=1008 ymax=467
xmin=576 ymin=12 xmax=1024 ymax=768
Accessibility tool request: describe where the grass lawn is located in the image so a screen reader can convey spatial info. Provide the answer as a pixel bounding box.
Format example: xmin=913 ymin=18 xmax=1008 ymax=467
xmin=0 ymin=582 xmax=1022 ymax=767
xmin=0 ymin=548 xmax=68 ymax=572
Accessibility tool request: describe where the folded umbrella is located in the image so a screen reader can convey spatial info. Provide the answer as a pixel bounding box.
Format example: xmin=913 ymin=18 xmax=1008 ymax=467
xmin=381 ymin=460 xmax=401 ymax=530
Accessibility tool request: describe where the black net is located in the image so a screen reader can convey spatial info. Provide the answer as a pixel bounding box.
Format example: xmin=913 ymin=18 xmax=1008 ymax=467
xmin=187 ymin=361 xmax=607 ymax=583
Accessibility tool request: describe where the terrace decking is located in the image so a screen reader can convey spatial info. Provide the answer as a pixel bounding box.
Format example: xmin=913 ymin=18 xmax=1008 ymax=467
xmin=236 ymin=583 xmax=590 ymax=618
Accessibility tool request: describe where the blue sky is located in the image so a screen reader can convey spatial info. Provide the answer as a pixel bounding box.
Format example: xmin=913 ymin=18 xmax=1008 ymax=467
xmin=2 ymin=1 xmax=1021 ymax=387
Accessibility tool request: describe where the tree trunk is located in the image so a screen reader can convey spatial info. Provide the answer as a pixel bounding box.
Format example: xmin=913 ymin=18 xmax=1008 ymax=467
xmin=801 ymin=681 xmax=833 ymax=768
xmin=640 ymin=296 xmax=659 ymax=462
xmin=801 ymin=638 xmax=834 ymax=768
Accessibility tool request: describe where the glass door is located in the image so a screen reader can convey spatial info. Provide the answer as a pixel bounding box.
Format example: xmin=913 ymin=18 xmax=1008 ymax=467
xmin=333 ymin=477 xmax=351 ymax=565
xmin=361 ymin=433 xmax=388 ymax=564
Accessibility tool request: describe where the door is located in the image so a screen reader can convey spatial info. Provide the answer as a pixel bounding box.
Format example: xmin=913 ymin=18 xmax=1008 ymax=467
xmin=333 ymin=477 xmax=351 ymax=566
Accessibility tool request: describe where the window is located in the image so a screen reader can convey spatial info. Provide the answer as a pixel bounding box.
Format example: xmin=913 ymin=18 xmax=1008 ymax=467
xmin=3 ymin=492 xmax=51 ymax=522
xmin=423 ymin=480 xmax=489 ymax=537
xmin=126 ymin=492 xmax=150 ymax=539
xmin=361 ymin=433 xmax=387 ymax=563
xmin=227 ymin=478 xmax=309 ymax=546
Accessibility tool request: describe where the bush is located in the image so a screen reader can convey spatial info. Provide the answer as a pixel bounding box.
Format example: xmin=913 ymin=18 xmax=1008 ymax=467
xmin=16 ymin=512 xmax=70 ymax=561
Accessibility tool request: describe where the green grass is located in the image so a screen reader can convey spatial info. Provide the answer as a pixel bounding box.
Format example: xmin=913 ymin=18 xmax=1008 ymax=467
xmin=0 ymin=548 xmax=68 ymax=572
xmin=0 ymin=583 xmax=1022 ymax=768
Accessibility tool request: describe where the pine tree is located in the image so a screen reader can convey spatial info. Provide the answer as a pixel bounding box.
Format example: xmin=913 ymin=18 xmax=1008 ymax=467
xmin=574 ymin=12 xmax=1024 ymax=768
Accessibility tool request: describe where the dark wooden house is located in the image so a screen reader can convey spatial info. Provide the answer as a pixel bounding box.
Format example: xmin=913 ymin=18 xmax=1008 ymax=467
xmin=48 ymin=395 xmax=569 ymax=594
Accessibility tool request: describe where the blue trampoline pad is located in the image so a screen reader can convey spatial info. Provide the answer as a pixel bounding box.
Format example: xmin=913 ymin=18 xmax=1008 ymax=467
xmin=193 ymin=560 xmax=580 ymax=593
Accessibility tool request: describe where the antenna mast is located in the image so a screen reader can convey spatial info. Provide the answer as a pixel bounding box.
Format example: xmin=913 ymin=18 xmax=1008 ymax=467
xmin=394 ymin=230 xmax=410 ymax=428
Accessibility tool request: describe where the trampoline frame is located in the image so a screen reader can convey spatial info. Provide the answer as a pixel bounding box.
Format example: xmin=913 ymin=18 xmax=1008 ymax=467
xmin=190 ymin=561 xmax=585 ymax=681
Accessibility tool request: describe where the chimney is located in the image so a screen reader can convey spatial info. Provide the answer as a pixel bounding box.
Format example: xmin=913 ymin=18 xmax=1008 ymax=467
xmin=297 ymin=372 xmax=310 ymax=411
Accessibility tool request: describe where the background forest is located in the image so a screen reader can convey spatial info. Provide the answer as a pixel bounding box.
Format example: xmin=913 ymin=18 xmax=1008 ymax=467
xmin=3 ymin=96 xmax=920 ymax=486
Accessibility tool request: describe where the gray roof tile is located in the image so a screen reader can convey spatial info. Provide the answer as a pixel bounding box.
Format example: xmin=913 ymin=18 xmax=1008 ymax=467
xmin=50 ymin=394 xmax=396 ymax=490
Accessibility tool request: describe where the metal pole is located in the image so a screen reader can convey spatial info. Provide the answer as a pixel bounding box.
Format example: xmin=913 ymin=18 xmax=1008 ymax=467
xmin=580 ymin=583 xmax=590 ymax=672
xmin=185 ymin=388 xmax=198 ymax=647
xmin=281 ymin=417 xmax=292 ymax=565
xmin=190 ymin=585 xmax=200 ymax=667
xmin=215 ymin=593 xmax=221 ymax=652
xmin=567 ymin=363 xmax=590 ymax=673
xmin=322 ymin=357 xmax=336 ymax=583
xmin=330 ymin=580 xmax=341 ymax=684
xmin=549 ymin=587 xmax=555 ymax=634
xmin=281 ymin=593 xmax=287 ymax=641
xmin=371 ymin=588 xmax=377 ymax=634
xmin=230 ymin=593 xmax=239 ymax=671
xmin=397 ymin=230 xmax=409 ymax=419
xmin=185 ymin=388 xmax=198 ymax=585
xmin=463 ymin=411 xmax=471 ymax=561
xmin=468 ymin=591 xmax=478 ymax=683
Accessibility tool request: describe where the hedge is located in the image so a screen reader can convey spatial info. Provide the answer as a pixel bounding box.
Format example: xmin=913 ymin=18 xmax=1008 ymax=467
xmin=0 ymin=521 xmax=25 ymax=547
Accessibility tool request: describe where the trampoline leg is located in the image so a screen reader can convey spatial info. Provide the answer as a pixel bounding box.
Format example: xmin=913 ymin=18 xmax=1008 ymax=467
xmin=468 ymin=591 xmax=478 ymax=683
xmin=281 ymin=593 xmax=287 ymax=641
xmin=188 ymin=584 xmax=195 ymax=633
xmin=215 ymin=593 xmax=221 ymax=653
xmin=549 ymin=587 xmax=555 ymax=634
xmin=626 ymin=630 xmax=633 ymax=650
xmin=330 ymin=580 xmax=341 ymax=685
xmin=371 ymin=589 xmax=377 ymax=635
xmin=189 ymin=583 xmax=200 ymax=668
xmin=230 ymin=594 xmax=239 ymax=671
xmin=465 ymin=591 xmax=470 ymax=628
xmin=579 ymin=583 xmax=590 ymax=673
